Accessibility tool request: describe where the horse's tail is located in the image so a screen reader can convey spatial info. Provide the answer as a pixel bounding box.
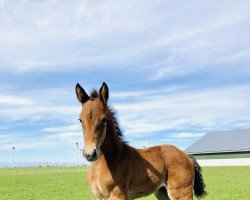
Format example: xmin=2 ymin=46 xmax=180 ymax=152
xmin=189 ymin=155 xmax=207 ymax=198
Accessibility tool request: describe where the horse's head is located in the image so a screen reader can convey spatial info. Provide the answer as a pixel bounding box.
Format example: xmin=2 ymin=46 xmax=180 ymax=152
xmin=75 ymin=82 xmax=109 ymax=162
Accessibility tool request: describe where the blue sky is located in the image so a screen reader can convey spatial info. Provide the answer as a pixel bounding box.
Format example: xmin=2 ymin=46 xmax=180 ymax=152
xmin=0 ymin=0 xmax=250 ymax=165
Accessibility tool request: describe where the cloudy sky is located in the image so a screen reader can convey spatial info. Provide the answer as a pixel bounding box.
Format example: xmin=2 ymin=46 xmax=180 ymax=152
xmin=0 ymin=0 xmax=250 ymax=165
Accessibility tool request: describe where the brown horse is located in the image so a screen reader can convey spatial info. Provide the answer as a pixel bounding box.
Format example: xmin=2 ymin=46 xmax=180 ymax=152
xmin=75 ymin=82 xmax=206 ymax=200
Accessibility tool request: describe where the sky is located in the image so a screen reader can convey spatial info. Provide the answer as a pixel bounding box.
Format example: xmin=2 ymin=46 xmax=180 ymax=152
xmin=0 ymin=0 xmax=250 ymax=166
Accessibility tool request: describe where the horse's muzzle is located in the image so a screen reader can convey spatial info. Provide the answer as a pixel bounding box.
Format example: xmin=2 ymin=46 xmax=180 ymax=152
xmin=83 ymin=149 xmax=97 ymax=162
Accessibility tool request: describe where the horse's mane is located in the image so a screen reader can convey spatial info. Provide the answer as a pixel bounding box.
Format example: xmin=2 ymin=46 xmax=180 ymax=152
xmin=90 ymin=90 xmax=127 ymax=144
xmin=109 ymin=108 xmax=127 ymax=144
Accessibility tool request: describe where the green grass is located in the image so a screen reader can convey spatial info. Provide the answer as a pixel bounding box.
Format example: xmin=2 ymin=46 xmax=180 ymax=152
xmin=0 ymin=166 xmax=249 ymax=199
xmin=0 ymin=167 xmax=93 ymax=200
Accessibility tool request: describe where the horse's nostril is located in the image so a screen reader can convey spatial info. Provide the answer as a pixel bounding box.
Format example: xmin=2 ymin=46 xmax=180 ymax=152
xmin=93 ymin=149 xmax=97 ymax=159
xmin=83 ymin=149 xmax=97 ymax=161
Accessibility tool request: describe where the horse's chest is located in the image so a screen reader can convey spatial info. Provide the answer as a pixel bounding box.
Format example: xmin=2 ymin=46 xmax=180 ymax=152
xmin=88 ymin=167 xmax=114 ymax=199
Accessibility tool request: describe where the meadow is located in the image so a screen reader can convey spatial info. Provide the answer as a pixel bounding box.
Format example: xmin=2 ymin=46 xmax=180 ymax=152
xmin=0 ymin=166 xmax=249 ymax=200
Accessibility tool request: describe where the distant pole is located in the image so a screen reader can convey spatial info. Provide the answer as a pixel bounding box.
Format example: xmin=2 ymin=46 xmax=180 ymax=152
xmin=11 ymin=139 xmax=20 ymax=168
xmin=63 ymin=139 xmax=81 ymax=167
xmin=12 ymin=148 xmax=15 ymax=168
xmin=143 ymin=141 xmax=149 ymax=149
xmin=76 ymin=142 xmax=79 ymax=167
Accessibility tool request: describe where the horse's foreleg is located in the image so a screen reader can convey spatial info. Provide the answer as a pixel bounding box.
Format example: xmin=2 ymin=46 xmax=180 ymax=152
xmin=87 ymin=166 xmax=96 ymax=194
xmin=107 ymin=186 xmax=130 ymax=200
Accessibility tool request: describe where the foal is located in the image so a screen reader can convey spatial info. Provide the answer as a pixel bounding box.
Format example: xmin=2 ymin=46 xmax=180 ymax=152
xmin=76 ymin=82 xmax=206 ymax=200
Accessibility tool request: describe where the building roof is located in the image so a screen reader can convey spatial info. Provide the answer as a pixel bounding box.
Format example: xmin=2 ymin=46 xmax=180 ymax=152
xmin=185 ymin=129 xmax=250 ymax=154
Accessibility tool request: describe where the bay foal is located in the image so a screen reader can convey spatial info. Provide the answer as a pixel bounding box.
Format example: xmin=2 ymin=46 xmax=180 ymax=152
xmin=76 ymin=82 xmax=206 ymax=200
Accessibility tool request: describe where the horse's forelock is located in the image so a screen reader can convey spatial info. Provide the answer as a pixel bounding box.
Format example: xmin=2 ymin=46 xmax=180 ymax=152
xmin=90 ymin=90 xmax=99 ymax=100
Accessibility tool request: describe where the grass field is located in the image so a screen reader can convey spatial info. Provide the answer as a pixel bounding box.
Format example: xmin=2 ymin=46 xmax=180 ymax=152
xmin=0 ymin=166 xmax=249 ymax=200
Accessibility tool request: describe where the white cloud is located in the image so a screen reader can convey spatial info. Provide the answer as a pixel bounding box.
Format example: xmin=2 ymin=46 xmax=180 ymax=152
xmin=0 ymin=131 xmax=81 ymax=152
xmin=0 ymin=0 xmax=250 ymax=163
xmin=173 ymin=132 xmax=206 ymax=138
xmin=0 ymin=104 xmax=79 ymax=121
xmin=129 ymin=138 xmax=175 ymax=149
xmin=0 ymin=0 xmax=154 ymax=72
xmin=219 ymin=49 xmax=250 ymax=64
xmin=0 ymin=86 xmax=80 ymax=121
xmin=1 ymin=83 xmax=250 ymax=149
xmin=111 ymin=85 xmax=189 ymax=99
xmin=0 ymin=0 xmax=249 ymax=74
xmin=43 ymin=125 xmax=81 ymax=133
xmin=113 ymin=84 xmax=250 ymax=135
xmin=0 ymin=133 xmax=54 ymax=151
xmin=47 ymin=131 xmax=82 ymax=142
xmin=44 ymin=125 xmax=83 ymax=143
xmin=0 ymin=95 xmax=34 ymax=106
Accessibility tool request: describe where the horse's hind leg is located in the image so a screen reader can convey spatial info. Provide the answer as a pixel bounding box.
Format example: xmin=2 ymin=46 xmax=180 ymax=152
xmin=154 ymin=186 xmax=170 ymax=200
xmin=167 ymin=185 xmax=193 ymax=200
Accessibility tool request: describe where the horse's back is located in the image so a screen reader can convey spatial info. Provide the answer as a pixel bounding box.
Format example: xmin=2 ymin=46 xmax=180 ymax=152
xmin=138 ymin=144 xmax=193 ymax=169
xmin=159 ymin=144 xmax=193 ymax=167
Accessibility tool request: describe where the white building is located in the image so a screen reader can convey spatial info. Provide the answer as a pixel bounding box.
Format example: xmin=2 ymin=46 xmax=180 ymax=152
xmin=185 ymin=129 xmax=250 ymax=166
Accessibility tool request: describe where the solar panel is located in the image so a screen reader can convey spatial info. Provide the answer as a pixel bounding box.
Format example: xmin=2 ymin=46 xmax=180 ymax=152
xmin=185 ymin=129 xmax=250 ymax=154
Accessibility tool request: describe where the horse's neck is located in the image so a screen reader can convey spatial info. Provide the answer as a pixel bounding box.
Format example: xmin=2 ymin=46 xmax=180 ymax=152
xmin=100 ymin=120 xmax=124 ymax=164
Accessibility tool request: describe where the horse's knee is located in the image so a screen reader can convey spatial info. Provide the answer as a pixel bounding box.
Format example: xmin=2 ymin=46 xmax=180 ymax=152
xmin=154 ymin=186 xmax=170 ymax=200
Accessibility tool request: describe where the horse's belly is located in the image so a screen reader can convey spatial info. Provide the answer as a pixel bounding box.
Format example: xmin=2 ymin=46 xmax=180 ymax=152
xmin=129 ymin=177 xmax=162 ymax=199
xmin=129 ymin=185 xmax=159 ymax=199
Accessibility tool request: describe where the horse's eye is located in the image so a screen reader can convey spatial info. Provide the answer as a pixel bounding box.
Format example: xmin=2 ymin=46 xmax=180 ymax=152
xmin=101 ymin=117 xmax=107 ymax=126
xmin=78 ymin=118 xmax=82 ymax=123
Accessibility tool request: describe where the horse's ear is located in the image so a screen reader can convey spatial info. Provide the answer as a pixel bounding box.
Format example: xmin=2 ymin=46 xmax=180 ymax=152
xmin=75 ymin=83 xmax=89 ymax=104
xmin=99 ymin=82 xmax=109 ymax=104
